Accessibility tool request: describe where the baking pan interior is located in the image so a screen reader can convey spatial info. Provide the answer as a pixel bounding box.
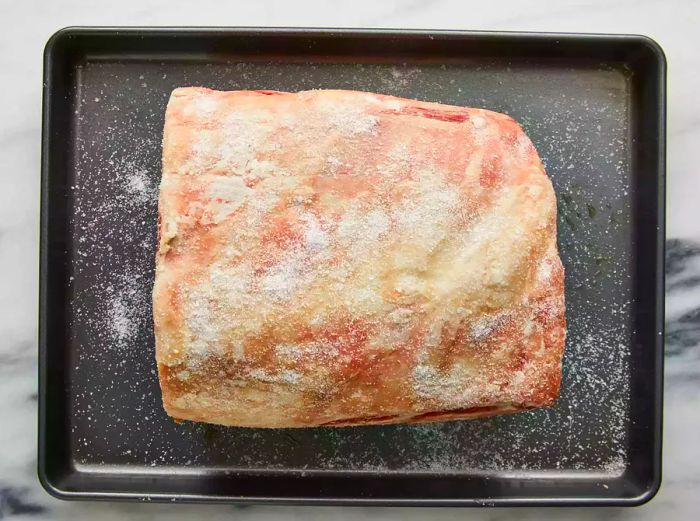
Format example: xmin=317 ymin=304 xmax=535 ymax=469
xmin=40 ymin=29 xmax=664 ymax=504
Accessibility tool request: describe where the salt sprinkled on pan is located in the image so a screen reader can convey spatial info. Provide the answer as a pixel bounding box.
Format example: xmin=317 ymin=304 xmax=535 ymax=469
xmin=380 ymin=66 xmax=422 ymax=91
xmin=68 ymin=62 xmax=634 ymax=477
xmin=106 ymin=158 xmax=158 ymax=207
xmin=109 ymin=295 xmax=133 ymax=345
xmin=74 ymin=156 xmax=158 ymax=351
xmin=98 ymin=270 xmax=153 ymax=351
xmin=123 ymin=166 xmax=157 ymax=205
xmin=602 ymin=455 xmax=626 ymax=475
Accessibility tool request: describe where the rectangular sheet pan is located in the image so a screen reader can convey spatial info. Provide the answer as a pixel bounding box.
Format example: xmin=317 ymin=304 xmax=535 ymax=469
xmin=39 ymin=27 xmax=665 ymax=505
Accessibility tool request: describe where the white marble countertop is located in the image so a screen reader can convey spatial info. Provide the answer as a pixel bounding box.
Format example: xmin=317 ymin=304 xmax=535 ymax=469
xmin=1 ymin=0 xmax=698 ymax=519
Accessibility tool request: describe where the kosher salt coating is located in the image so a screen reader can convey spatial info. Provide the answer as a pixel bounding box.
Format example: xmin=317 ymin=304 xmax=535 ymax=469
xmin=153 ymin=88 xmax=566 ymax=428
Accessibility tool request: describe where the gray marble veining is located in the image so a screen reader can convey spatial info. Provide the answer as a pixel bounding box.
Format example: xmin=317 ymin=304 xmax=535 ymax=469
xmin=0 ymin=0 xmax=698 ymax=519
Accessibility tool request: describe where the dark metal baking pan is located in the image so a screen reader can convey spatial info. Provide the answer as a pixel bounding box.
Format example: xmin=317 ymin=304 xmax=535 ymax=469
xmin=39 ymin=27 xmax=665 ymax=506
